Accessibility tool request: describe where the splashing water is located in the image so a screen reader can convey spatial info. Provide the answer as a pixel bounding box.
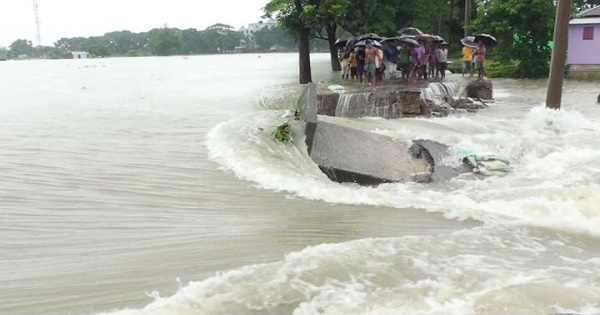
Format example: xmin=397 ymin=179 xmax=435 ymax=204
xmin=95 ymin=71 xmax=600 ymax=314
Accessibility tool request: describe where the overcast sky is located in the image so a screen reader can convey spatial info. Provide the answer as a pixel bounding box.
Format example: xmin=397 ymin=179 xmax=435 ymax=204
xmin=0 ymin=0 xmax=270 ymax=47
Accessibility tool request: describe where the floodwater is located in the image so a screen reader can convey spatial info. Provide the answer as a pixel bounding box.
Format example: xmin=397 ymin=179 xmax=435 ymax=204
xmin=1 ymin=54 xmax=599 ymax=315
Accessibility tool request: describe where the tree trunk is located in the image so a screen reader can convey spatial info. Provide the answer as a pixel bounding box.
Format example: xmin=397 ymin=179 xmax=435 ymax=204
xmin=326 ymin=24 xmax=342 ymax=72
xmin=296 ymin=0 xmax=312 ymax=84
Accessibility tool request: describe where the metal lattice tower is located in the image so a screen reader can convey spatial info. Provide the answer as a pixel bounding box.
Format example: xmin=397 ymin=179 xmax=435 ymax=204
xmin=33 ymin=0 xmax=42 ymax=46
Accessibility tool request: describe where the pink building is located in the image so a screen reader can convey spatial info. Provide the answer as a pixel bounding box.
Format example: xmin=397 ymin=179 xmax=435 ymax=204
xmin=568 ymin=6 xmax=600 ymax=75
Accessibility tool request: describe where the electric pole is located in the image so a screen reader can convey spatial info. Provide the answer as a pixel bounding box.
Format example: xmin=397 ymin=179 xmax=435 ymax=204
xmin=546 ymin=0 xmax=571 ymax=109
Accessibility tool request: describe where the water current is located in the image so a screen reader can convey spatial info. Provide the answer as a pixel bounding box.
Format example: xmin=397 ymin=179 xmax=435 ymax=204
xmin=1 ymin=54 xmax=599 ymax=315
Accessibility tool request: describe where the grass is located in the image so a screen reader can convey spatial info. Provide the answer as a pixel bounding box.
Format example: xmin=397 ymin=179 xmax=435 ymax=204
xmin=448 ymin=58 xmax=518 ymax=78
xmin=566 ymin=73 xmax=600 ymax=82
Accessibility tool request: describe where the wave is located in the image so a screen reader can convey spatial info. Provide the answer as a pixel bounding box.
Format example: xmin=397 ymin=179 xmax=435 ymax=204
xmin=98 ymin=227 xmax=600 ymax=315
xmin=206 ymin=106 xmax=600 ymax=236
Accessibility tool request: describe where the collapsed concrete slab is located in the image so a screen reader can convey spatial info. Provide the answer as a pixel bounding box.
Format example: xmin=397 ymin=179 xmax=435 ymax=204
xmin=310 ymin=121 xmax=430 ymax=185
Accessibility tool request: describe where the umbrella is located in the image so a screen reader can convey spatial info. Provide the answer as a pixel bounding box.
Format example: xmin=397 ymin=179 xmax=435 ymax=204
xmin=397 ymin=27 xmax=423 ymax=36
xmin=354 ymin=40 xmax=367 ymax=47
xmin=381 ymin=37 xmax=403 ymax=45
xmin=399 ymin=37 xmax=419 ymax=47
xmin=355 ymin=40 xmax=381 ymax=48
xmin=382 ymin=36 xmax=417 ymax=47
xmin=474 ymin=34 xmax=498 ymax=47
xmin=334 ymin=38 xmax=348 ymax=48
xmin=358 ymin=33 xmax=383 ymax=41
xmin=433 ymin=35 xmax=445 ymax=42
xmin=461 ymin=36 xmax=477 ymax=48
xmin=416 ymin=34 xmax=437 ymax=42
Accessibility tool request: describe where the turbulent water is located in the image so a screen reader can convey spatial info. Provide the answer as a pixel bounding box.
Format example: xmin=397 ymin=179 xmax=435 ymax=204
xmin=1 ymin=54 xmax=600 ymax=315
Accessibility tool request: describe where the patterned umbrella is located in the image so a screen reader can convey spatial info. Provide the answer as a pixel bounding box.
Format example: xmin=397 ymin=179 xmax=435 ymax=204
xmin=357 ymin=33 xmax=383 ymax=41
xmin=461 ymin=36 xmax=478 ymax=48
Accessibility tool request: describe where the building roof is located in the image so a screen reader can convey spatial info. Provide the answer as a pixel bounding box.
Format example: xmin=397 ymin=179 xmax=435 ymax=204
xmin=70 ymin=51 xmax=89 ymax=54
xmin=570 ymin=17 xmax=600 ymax=25
xmin=577 ymin=5 xmax=600 ymax=18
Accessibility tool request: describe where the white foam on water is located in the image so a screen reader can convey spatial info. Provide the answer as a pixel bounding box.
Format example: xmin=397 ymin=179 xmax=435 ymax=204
xmin=109 ymin=102 xmax=600 ymax=315
xmin=205 ymin=106 xmax=600 ymax=236
xmin=98 ymin=227 xmax=600 ymax=315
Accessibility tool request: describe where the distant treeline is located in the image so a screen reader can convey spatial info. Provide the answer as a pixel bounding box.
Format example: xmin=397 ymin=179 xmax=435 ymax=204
xmin=0 ymin=23 xmax=326 ymax=59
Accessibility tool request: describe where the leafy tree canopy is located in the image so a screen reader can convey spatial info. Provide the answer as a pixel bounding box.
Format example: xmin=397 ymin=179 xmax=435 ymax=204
xmin=474 ymin=0 xmax=555 ymax=78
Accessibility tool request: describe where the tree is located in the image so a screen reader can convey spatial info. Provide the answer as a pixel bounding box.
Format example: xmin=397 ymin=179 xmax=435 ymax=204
xmin=474 ymin=0 xmax=555 ymax=78
xmin=9 ymin=39 xmax=34 ymax=57
xmin=148 ymin=28 xmax=183 ymax=56
xmin=0 ymin=47 xmax=10 ymax=59
xmin=265 ymin=0 xmax=314 ymax=83
xmin=254 ymin=25 xmax=296 ymax=51
xmin=303 ymin=0 xmax=350 ymax=71
xmin=573 ymin=0 xmax=600 ymax=10
xmin=54 ymin=37 xmax=88 ymax=52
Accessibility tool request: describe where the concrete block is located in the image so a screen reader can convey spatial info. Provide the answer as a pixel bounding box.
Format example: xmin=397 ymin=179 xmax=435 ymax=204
xmin=310 ymin=122 xmax=430 ymax=185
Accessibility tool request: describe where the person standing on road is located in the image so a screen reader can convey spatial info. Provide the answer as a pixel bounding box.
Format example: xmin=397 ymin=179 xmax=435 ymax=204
xmin=364 ymin=40 xmax=378 ymax=86
xmin=462 ymin=45 xmax=474 ymax=77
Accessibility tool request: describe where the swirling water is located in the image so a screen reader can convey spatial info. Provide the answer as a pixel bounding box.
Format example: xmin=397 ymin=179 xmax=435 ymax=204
xmin=1 ymin=54 xmax=599 ymax=315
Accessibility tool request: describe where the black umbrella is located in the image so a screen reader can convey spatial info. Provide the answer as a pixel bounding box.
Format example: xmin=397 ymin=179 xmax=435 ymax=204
xmin=355 ymin=40 xmax=367 ymax=47
xmin=399 ymin=38 xmax=419 ymax=47
xmin=357 ymin=33 xmax=383 ymax=41
xmin=397 ymin=27 xmax=423 ymax=36
xmin=474 ymin=34 xmax=498 ymax=47
xmin=381 ymin=37 xmax=409 ymax=46
xmin=381 ymin=37 xmax=401 ymax=45
xmin=334 ymin=38 xmax=348 ymax=48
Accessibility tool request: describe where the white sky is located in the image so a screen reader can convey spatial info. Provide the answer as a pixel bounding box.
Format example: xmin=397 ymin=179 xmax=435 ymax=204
xmin=0 ymin=0 xmax=270 ymax=47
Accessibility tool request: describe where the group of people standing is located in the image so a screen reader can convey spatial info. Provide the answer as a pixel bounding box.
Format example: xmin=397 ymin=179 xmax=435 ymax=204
xmin=339 ymin=37 xmax=449 ymax=85
xmin=340 ymin=40 xmax=386 ymax=86
xmin=397 ymin=40 xmax=449 ymax=82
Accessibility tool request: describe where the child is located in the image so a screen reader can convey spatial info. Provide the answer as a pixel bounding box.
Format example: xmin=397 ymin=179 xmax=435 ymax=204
xmin=349 ymin=50 xmax=357 ymax=80
xmin=397 ymin=45 xmax=411 ymax=81
xmin=341 ymin=48 xmax=351 ymax=79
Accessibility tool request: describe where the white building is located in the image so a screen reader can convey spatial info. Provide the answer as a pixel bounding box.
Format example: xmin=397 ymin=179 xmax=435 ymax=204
xmin=239 ymin=20 xmax=276 ymax=42
xmin=71 ymin=51 xmax=90 ymax=59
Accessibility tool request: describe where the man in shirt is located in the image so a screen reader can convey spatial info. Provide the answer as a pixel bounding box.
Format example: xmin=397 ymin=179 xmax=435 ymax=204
xmin=436 ymin=43 xmax=449 ymax=79
xmin=475 ymin=41 xmax=487 ymax=79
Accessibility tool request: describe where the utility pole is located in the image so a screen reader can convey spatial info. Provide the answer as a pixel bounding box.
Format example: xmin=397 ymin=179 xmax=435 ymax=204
xmin=465 ymin=0 xmax=472 ymax=37
xmin=546 ymin=0 xmax=571 ymax=110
